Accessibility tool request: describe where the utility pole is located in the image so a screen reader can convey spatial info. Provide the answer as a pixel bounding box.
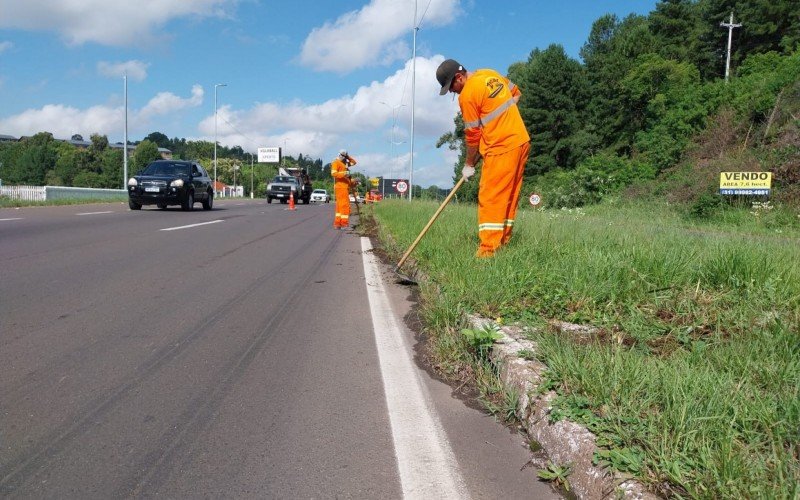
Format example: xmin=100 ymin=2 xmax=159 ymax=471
xmin=720 ymin=12 xmax=741 ymax=83
xmin=123 ymin=74 xmax=128 ymax=188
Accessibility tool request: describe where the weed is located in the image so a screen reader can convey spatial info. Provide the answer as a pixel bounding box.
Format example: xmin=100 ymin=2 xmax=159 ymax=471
xmin=516 ymin=348 xmax=537 ymax=361
xmin=538 ymin=462 xmax=573 ymax=491
xmin=461 ymin=324 xmax=503 ymax=360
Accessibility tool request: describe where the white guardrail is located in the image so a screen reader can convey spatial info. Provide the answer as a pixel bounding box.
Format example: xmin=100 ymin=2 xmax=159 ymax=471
xmin=0 ymin=185 xmax=127 ymax=201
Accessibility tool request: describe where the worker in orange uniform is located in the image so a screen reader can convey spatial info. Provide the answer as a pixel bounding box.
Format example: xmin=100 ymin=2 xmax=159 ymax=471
xmin=331 ymin=149 xmax=358 ymax=229
xmin=436 ymin=59 xmax=531 ymax=258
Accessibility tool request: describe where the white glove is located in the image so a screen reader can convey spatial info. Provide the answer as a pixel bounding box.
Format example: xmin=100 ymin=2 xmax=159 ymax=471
xmin=462 ymin=165 xmax=475 ymax=180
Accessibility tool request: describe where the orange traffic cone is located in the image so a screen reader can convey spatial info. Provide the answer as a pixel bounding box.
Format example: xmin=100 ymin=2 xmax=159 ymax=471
xmin=288 ymin=191 xmax=296 ymax=210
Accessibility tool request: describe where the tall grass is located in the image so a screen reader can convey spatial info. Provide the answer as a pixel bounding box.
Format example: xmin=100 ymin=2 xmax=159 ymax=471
xmin=371 ymin=198 xmax=800 ymax=498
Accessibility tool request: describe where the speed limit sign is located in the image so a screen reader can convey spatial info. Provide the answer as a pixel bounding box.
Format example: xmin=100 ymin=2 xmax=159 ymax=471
xmin=529 ymin=192 xmax=542 ymax=206
xmin=396 ymin=180 xmax=408 ymax=194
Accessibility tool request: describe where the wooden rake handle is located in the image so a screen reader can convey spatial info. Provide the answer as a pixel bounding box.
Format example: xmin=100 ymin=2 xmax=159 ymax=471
xmin=394 ymin=175 xmax=466 ymax=271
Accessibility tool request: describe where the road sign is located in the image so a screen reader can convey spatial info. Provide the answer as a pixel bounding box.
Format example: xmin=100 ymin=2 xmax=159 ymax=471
xmin=396 ymin=180 xmax=408 ymax=194
xmin=529 ymin=192 xmax=542 ymax=206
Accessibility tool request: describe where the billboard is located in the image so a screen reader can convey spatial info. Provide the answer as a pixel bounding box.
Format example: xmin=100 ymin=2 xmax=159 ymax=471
xmin=719 ymin=172 xmax=771 ymax=196
xmin=258 ymin=147 xmax=281 ymax=163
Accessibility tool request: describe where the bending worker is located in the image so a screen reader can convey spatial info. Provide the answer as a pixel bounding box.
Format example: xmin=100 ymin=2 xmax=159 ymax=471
xmin=331 ymin=149 xmax=358 ymax=229
xmin=436 ymin=58 xmax=531 ymax=258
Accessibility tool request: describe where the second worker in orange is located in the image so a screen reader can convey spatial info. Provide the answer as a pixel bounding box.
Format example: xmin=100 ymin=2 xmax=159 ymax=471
xmin=330 ymin=149 xmax=359 ymax=229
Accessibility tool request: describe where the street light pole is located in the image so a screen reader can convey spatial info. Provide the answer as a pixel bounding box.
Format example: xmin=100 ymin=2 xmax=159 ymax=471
xmin=213 ymin=83 xmax=227 ymax=194
xmin=379 ymin=101 xmax=406 ymax=196
xmin=409 ymin=0 xmax=418 ymax=201
xmin=249 ymin=152 xmax=254 ymax=199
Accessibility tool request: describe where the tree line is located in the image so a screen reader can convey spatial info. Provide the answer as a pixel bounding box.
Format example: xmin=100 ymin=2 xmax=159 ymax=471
xmin=439 ymin=0 xmax=800 ymax=208
xmin=0 ymin=130 xmax=327 ymax=198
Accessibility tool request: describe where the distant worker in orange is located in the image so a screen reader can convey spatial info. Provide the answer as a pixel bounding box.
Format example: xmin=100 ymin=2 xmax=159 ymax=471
xmin=436 ymin=58 xmax=531 ymax=258
xmin=331 ymin=149 xmax=358 ymax=229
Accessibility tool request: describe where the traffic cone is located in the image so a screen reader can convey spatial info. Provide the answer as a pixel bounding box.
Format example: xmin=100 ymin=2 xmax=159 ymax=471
xmin=288 ymin=191 xmax=296 ymax=210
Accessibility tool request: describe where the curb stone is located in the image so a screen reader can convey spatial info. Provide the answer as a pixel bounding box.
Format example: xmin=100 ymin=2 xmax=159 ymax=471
xmin=466 ymin=314 xmax=658 ymax=500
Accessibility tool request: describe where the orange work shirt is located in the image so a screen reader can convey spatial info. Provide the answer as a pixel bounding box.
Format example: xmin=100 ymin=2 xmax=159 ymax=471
xmin=458 ymin=69 xmax=529 ymax=157
xmin=331 ymin=156 xmax=357 ymax=187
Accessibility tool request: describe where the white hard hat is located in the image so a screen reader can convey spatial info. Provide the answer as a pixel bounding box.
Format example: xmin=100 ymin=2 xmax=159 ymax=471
xmin=339 ymin=149 xmax=347 ymax=157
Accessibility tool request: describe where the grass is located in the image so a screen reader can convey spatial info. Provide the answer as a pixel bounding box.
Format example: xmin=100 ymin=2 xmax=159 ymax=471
xmin=369 ymin=197 xmax=800 ymax=499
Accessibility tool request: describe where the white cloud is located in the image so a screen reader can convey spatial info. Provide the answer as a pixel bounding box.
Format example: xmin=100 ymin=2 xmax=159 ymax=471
xmin=0 ymin=0 xmax=235 ymax=46
xmin=0 ymin=104 xmax=122 ymax=140
xmin=0 ymin=41 xmax=13 ymax=53
xmin=138 ymin=85 xmax=204 ymax=120
xmin=0 ymin=85 xmax=204 ymax=140
xmin=300 ymin=0 xmax=460 ymax=73
xmin=209 ymin=56 xmax=459 ymax=162
xmin=97 ymin=60 xmax=149 ymax=81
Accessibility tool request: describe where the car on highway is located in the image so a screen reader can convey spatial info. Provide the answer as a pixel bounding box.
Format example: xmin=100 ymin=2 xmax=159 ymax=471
xmin=127 ymin=160 xmax=213 ymax=211
xmin=310 ymin=189 xmax=330 ymax=203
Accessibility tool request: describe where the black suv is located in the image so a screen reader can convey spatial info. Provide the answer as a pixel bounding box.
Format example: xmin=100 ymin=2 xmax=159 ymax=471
xmin=128 ymin=160 xmax=213 ymax=211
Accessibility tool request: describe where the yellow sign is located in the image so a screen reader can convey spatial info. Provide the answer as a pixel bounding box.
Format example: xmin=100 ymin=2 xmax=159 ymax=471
xmin=719 ymin=172 xmax=771 ymax=195
xmin=369 ymin=177 xmax=380 ymax=187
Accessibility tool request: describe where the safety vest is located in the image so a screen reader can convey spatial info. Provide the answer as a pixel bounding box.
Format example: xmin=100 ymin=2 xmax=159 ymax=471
xmin=459 ymin=68 xmax=529 ymax=157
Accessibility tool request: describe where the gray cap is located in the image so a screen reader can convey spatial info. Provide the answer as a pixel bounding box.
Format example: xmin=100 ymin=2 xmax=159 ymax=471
xmin=436 ymin=59 xmax=463 ymax=95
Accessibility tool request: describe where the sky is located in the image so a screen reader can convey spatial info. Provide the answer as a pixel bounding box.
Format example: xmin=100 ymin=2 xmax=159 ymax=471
xmin=0 ymin=0 xmax=659 ymax=189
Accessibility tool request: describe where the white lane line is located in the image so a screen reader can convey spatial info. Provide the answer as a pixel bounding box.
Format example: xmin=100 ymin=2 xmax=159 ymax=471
xmin=159 ymin=220 xmax=224 ymax=231
xmin=76 ymin=211 xmax=114 ymax=216
xmin=360 ymin=237 xmax=470 ymax=500
xmin=0 ymin=218 xmax=23 ymax=221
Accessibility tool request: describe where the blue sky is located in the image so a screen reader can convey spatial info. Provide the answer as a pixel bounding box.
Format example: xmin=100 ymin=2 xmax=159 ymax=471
xmin=0 ymin=0 xmax=658 ymax=188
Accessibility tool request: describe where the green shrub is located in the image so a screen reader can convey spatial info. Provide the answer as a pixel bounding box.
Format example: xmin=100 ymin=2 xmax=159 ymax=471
xmin=531 ymin=153 xmax=656 ymax=208
xmin=689 ymin=192 xmax=723 ymax=219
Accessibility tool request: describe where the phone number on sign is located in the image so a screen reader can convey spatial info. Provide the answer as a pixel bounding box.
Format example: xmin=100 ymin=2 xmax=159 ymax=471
xmin=719 ymin=189 xmax=770 ymax=195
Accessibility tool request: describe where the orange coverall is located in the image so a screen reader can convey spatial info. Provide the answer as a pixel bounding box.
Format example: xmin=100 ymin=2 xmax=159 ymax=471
xmin=459 ymin=68 xmax=530 ymax=257
xmin=331 ymin=155 xmax=357 ymax=228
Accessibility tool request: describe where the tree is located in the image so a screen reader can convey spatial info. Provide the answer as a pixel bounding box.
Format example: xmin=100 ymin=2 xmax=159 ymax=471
xmin=621 ymin=54 xmax=701 ymax=135
xmin=71 ymin=134 xmax=84 ymax=141
xmin=90 ymin=133 xmax=109 ymax=152
xmin=580 ymin=14 xmax=657 ymax=154
xmin=184 ymin=140 xmax=214 ymax=161
xmin=100 ymin=148 xmax=124 ymax=188
xmin=131 ymin=140 xmax=161 ymax=173
xmin=512 ymin=44 xmax=589 ymax=175
xmin=12 ymin=132 xmax=58 ymax=184
xmin=52 ymin=142 xmax=79 ymax=185
xmin=649 ymin=0 xmax=711 ymax=71
xmin=144 ymin=131 xmax=170 ymax=149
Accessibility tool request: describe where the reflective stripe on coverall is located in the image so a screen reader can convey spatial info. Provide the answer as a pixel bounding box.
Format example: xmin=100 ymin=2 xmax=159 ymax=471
xmin=459 ymin=68 xmax=530 ymax=256
xmin=331 ymin=155 xmax=357 ymax=228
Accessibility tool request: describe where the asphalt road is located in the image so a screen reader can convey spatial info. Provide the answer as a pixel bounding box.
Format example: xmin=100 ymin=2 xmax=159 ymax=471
xmin=0 ymin=199 xmax=558 ymax=499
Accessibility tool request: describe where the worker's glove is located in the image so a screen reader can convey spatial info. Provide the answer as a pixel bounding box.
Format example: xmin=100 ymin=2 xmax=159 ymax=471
xmin=462 ymin=165 xmax=475 ymax=180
